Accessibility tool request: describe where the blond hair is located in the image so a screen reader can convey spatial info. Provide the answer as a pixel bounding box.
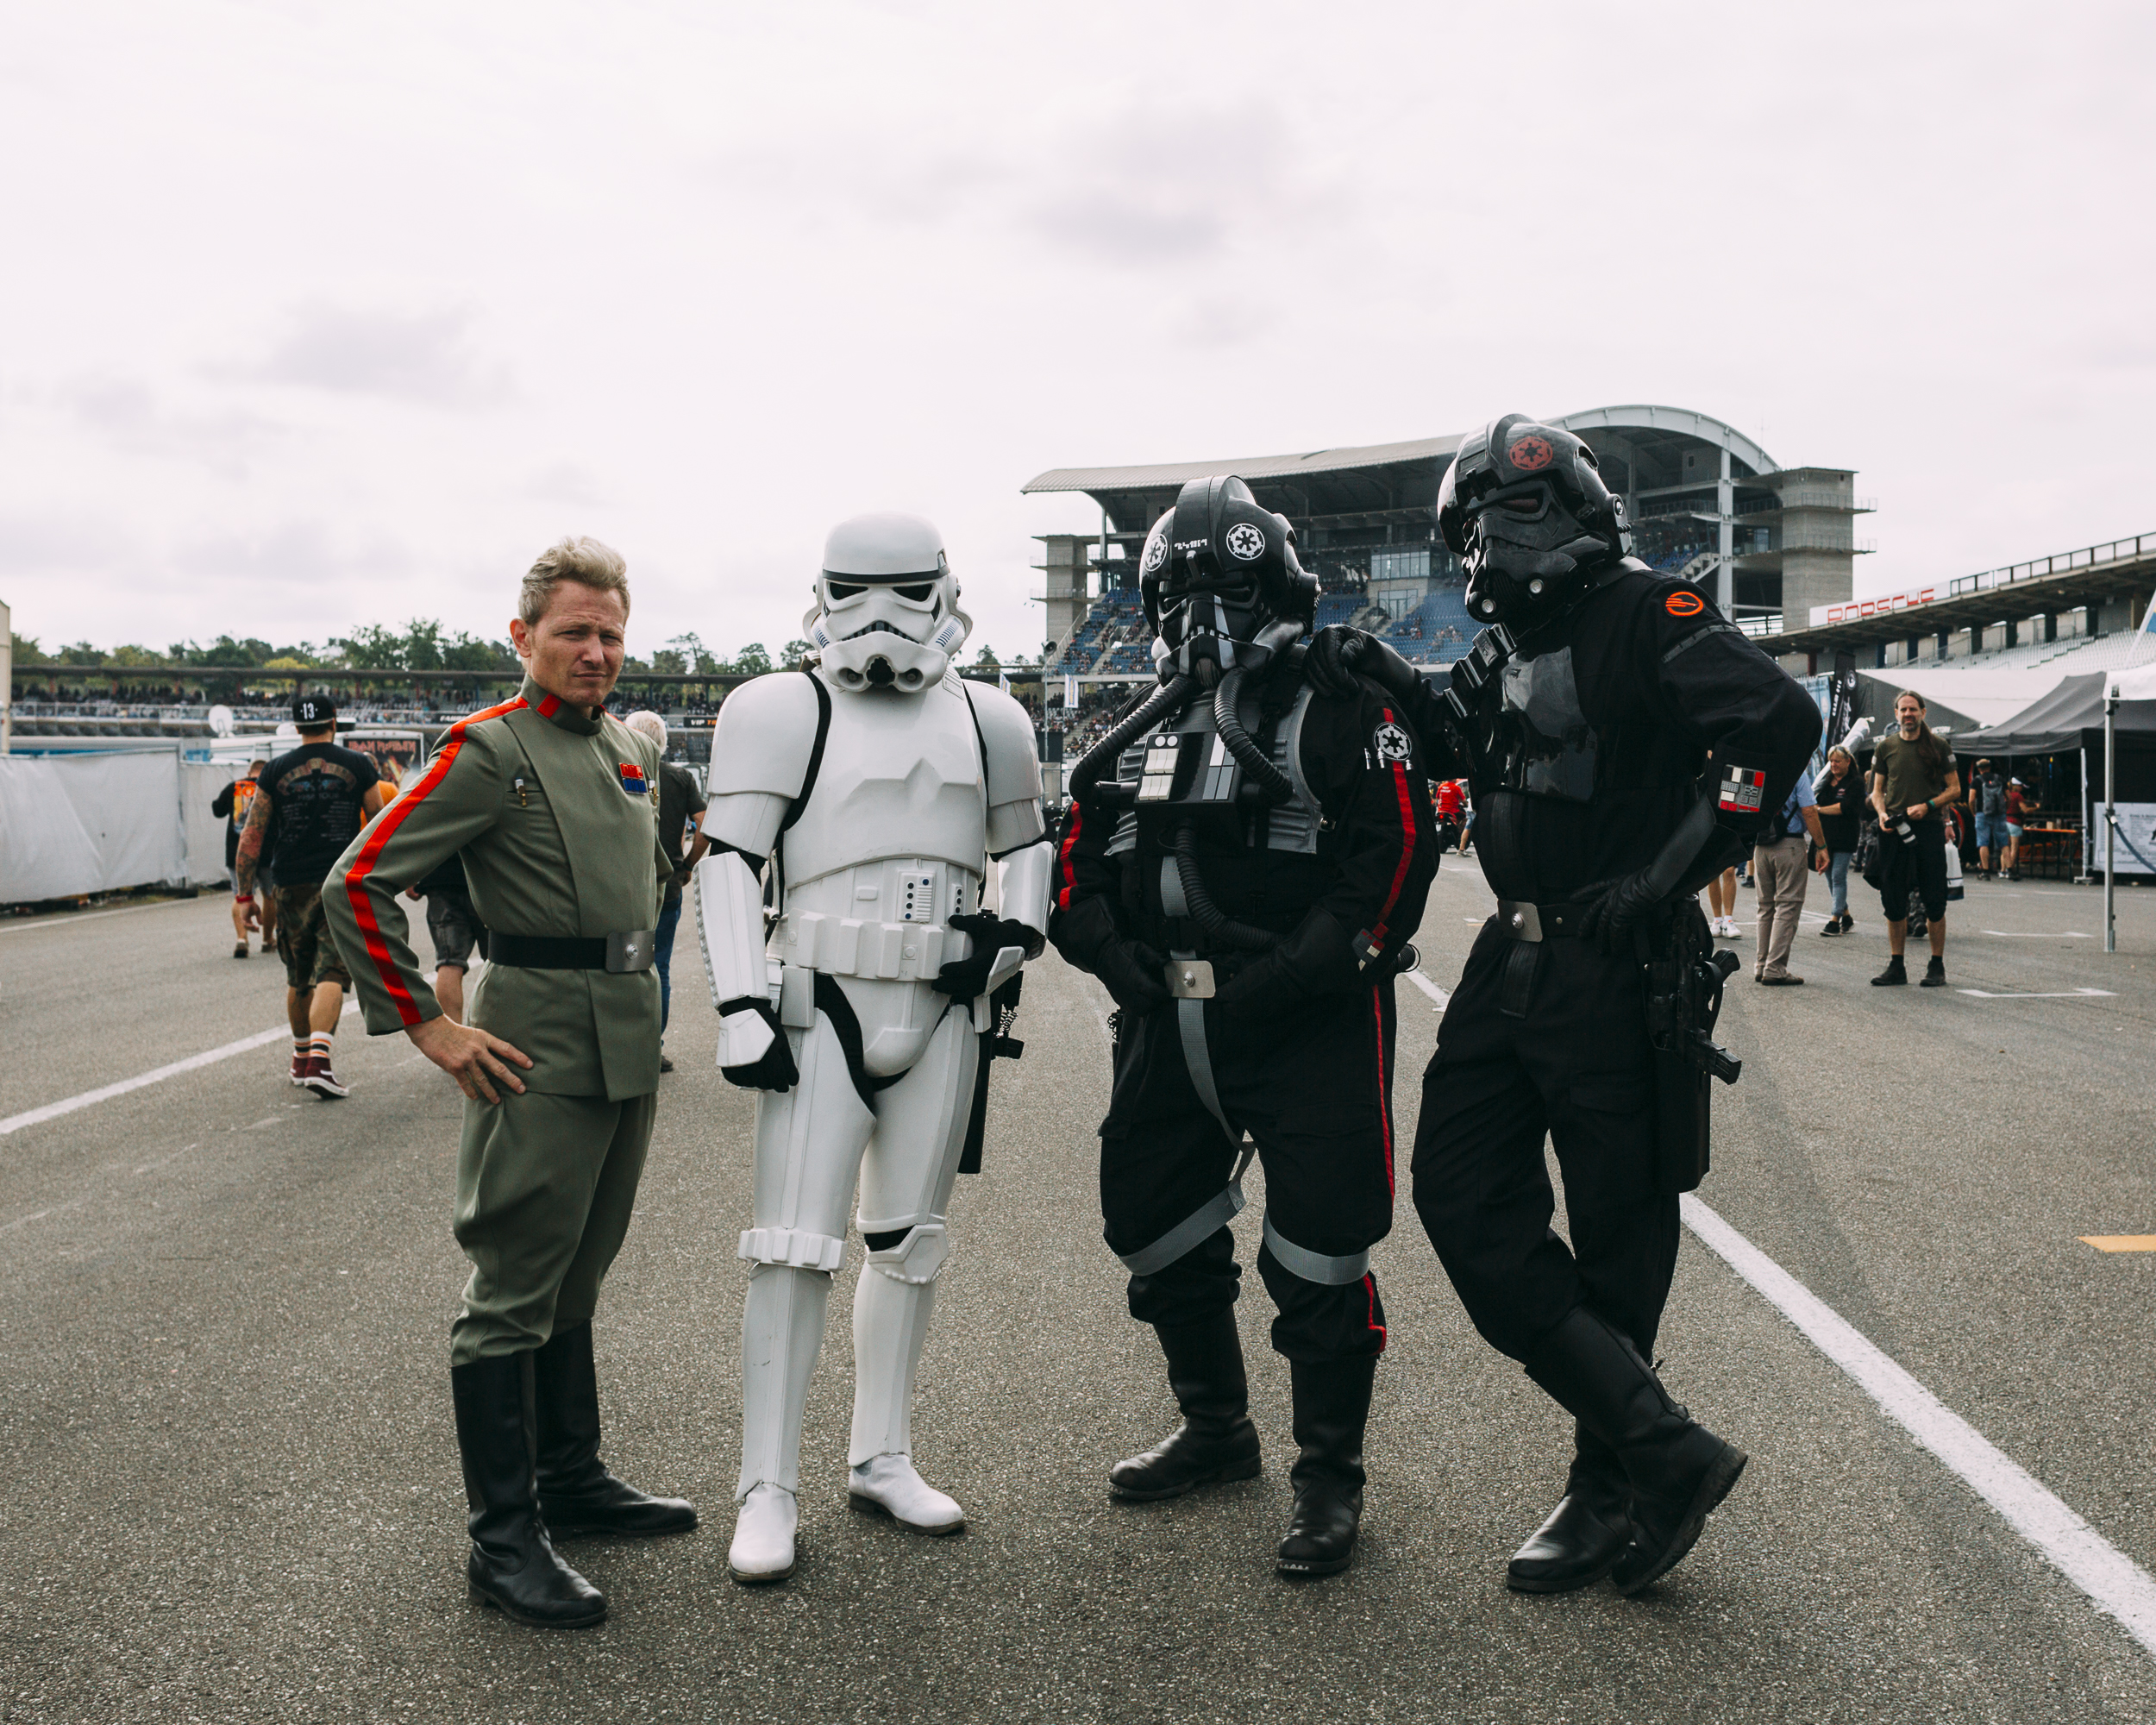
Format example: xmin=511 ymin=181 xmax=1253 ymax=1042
xmin=520 ymin=536 xmax=630 ymax=628
xmin=622 ymin=710 xmax=667 ymax=747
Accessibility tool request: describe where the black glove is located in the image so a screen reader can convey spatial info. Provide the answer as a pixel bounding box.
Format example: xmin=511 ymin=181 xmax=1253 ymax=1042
xmin=931 ymin=913 xmax=1037 ymax=998
xmin=1304 ymin=625 xmax=1373 ymax=699
xmin=1574 ymin=872 xmax=1662 ymax=955
xmin=718 ymin=995 xmax=799 ymax=1092
xmin=1094 ymin=936 xmax=1171 ymax=1017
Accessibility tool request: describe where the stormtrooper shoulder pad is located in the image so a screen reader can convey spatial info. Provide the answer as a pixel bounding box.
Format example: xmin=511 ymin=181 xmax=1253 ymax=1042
xmin=962 ymin=681 xmax=1044 ymax=809
xmin=708 ymin=671 xmax=828 ymax=799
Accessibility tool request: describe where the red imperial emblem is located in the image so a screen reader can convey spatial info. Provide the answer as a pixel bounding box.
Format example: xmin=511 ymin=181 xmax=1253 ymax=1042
xmin=1664 ymin=591 xmax=1704 ymax=618
xmin=1507 ymin=435 xmax=1555 ymax=472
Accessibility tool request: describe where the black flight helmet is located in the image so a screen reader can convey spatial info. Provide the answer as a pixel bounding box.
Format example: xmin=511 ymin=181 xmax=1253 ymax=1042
xmin=1438 ymin=415 xmax=1633 ymax=630
xmin=1138 ymin=474 xmax=1318 ymax=684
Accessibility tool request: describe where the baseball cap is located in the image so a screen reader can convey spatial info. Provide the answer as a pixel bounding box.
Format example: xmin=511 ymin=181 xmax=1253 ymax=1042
xmin=293 ymin=693 xmax=338 ymax=727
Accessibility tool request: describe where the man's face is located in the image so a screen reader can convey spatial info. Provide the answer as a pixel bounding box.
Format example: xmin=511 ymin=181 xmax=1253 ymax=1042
xmin=1896 ymin=697 xmax=1923 ymax=734
xmin=511 ymin=582 xmax=627 ymax=708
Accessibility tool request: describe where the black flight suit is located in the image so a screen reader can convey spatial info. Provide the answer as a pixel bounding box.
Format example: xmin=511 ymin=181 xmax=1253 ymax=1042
xmin=1054 ymin=667 xmax=1438 ymax=1360
xmin=1398 ymin=563 xmax=1819 ymax=1364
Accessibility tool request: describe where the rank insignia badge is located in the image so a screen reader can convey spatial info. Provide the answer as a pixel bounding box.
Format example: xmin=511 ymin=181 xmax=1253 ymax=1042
xmin=617 ymin=762 xmax=649 ymax=797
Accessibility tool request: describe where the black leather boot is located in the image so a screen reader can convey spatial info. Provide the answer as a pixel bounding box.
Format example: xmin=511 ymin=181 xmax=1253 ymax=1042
xmin=1524 ymin=1307 xmax=1745 ymax=1596
xmin=1109 ymin=1313 xmax=1263 ymax=1501
xmin=531 ymin=1322 xmax=697 ymax=1538
xmin=1506 ymin=1424 xmax=1632 ymax=1593
xmin=1275 ymin=1356 xmax=1375 ymax=1578
xmin=451 ymin=1354 xmax=606 ymax=1628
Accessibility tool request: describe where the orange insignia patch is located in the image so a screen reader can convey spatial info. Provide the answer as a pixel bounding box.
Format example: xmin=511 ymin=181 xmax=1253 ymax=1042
xmin=1507 ymin=435 xmax=1555 ymax=472
xmin=1664 ymin=591 xmax=1704 ymax=618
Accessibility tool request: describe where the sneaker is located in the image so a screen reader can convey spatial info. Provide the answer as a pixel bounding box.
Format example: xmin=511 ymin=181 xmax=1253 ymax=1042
xmin=1759 ymin=973 xmax=1804 ymax=986
xmin=233 ymin=941 xmax=249 ymax=959
xmin=659 ymin=1053 xmax=675 ymax=1073
xmin=303 ymin=1057 xmax=350 ymax=1100
xmin=290 ymin=1047 xmax=310 ymax=1087
xmin=1819 ymin=919 xmax=1843 ymax=937
xmin=1871 ymin=957 xmax=1908 ymax=987
xmin=1919 ymin=957 xmax=1946 ymax=988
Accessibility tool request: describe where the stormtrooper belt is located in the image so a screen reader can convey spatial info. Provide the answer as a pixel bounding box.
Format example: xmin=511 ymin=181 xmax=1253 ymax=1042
xmin=1114 ymin=859 xmax=1369 ymax=1289
xmin=490 ymin=931 xmax=656 ymax=973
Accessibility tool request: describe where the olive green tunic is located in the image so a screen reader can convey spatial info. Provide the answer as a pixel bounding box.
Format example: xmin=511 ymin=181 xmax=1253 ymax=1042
xmin=323 ymin=678 xmax=673 ymax=1361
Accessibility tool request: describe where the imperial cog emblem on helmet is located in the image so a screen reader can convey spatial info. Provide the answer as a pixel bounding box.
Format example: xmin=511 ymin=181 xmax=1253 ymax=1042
xmin=1507 ymin=435 xmax=1555 ymax=472
xmin=1224 ymin=523 xmax=1267 ymax=561
xmin=1142 ymin=532 xmax=1169 ymax=574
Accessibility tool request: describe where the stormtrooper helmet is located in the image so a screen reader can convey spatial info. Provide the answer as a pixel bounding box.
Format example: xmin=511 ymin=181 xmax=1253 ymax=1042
xmin=805 ymin=512 xmax=970 ymax=694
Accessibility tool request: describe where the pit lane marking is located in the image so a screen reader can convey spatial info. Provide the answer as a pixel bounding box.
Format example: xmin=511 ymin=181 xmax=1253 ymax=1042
xmin=1683 ymin=1195 xmax=2156 ymax=1659
xmin=2080 ymin=1236 xmax=2156 ymax=1253
xmin=1956 ymin=988 xmax=2116 ymax=1000
xmin=1403 ymin=969 xmax=1450 ymax=1008
xmin=1982 ymin=930 xmax=2092 ymax=938
xmin=0 ymin=1000 xmax=359 ymax=1137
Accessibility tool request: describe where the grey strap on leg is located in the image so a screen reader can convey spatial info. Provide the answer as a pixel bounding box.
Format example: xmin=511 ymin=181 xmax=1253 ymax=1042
xmin=1115 ymin=857 xmax=1252 ymax=1278
xmin=1261 ymin=1213 xmax=1371 ymax=1286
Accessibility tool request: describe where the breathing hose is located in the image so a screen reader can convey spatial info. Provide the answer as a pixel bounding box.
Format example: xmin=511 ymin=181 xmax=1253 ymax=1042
xmin=1172 ymin=825 xmax=1277 ymax=952
xmin=1068 ymin=674 xmax=1196 ymax=807
xmin=1211 ymin=662 xmax=1297 ymax=807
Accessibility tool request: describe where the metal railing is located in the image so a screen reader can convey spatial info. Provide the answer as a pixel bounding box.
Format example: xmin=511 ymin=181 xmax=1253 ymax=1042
xmin=1943 ymin=533 xmax=2155 ymax=600
xmin=1736 ymin=492 xmax=1877 ymax=516
xmin=1737 ymin=615 xmax=1785 ymax=639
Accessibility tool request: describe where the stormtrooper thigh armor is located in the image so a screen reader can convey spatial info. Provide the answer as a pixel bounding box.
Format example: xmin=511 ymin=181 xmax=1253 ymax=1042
xmin=736 ymin=990 xmax=977 ymax=1501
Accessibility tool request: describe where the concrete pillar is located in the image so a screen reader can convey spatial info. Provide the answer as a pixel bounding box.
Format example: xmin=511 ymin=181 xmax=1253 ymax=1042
xmin=1716 ymin=448 xmax=1733 ymax=613
xmin=1937 ymin=628 xmax=1951 ymax=661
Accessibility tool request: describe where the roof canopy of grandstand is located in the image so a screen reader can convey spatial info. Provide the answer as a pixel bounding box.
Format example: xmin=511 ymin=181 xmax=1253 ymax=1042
xmin=1025 ymin=405 xmax=1868 ymax=678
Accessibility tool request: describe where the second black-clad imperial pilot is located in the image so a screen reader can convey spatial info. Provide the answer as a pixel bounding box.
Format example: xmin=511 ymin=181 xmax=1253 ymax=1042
xmin=1309 ymin=416 xmax=1821 ymax=1596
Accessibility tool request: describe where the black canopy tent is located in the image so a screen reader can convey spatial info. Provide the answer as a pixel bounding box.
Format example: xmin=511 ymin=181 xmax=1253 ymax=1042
xmin=1952 ymin=672 xmax=2156 ymax=875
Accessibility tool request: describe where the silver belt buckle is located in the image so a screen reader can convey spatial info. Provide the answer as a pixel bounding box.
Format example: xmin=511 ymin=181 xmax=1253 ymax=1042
xmin=1166 ymin=957 xmax=1216 ymax=999
xmin=1497 ymin=900 xmax=1544 ymax=943
xmin=605 ymin=929 xmax=657 ymax=973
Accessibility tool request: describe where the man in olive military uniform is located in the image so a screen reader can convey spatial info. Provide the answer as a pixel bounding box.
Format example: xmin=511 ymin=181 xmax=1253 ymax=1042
xmin=325 ymin=536 xmax=695 ymax=1630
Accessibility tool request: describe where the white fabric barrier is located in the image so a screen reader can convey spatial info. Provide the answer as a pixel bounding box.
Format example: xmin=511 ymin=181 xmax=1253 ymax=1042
xmin=0 ymin=752 xmax=235 ymax=902
xmin=180 ymin=761 xmax=241 ymax=888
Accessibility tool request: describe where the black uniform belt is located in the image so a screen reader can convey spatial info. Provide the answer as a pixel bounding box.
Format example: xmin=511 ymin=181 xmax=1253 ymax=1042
xmin=490 ymin=931 xmax=657 ymax=973
xmin=1494 ymin=900 xmax=1585 ymax=942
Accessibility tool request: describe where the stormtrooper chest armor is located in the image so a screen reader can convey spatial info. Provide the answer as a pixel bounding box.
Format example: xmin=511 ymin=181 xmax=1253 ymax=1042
xmin=770 ymin=679 xmax=987 ymax=987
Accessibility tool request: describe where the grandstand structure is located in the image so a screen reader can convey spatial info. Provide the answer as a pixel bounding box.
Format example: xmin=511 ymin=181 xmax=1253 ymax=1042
xmin=1025 ymin=405 xmax=1871 ymax=677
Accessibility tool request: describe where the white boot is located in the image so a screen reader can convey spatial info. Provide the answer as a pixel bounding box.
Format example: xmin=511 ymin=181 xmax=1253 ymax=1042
xmin=849 ymin=1452 xmax=963 ymax=1533
xmin=729 ymin=1484 xmax=799 ymax=1583
xmin=731 ymin=1261 xmax=832 ymax=1584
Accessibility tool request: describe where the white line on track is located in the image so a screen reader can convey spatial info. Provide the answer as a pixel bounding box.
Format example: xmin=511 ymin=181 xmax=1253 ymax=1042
xmin=1958 ymin=988 xmax=2116 ymax=1000
xmin=1983 ymin=930 xmax=2092 ymax=938
xmin=1682 ymin=1193 xmax=2156 ymax=1659
xmin=0 ymin=1000 xmax=358 ymax=1136
xmin=0 ymin=898 xmax=197 ymax=934
xmin=1403 ymin=969 xmax=1450 ymax=1007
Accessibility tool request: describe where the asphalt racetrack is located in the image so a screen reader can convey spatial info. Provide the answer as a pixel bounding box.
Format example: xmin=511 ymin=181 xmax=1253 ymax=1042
xmin=3 ymin=865 xmax=2153 ymax=1722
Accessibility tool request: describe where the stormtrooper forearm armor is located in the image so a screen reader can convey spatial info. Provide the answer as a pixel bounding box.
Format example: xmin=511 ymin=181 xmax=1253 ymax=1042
xmin=698 ymin=789 xmax=791 ymax=1070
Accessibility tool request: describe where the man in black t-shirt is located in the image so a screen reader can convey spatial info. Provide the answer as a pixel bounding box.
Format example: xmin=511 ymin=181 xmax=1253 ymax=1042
xmin=236 ymin=695 xmax=388 ymax=1097
xmin=623 ymin=711 xmax=706 ymax=1070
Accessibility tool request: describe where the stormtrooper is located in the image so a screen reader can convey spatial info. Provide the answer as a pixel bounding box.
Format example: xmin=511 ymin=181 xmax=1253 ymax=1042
xmin=696 ymin=512 xmax=1051 ymax=1584
xmin=1050 ymin=475 xmax=1436 ymax=1578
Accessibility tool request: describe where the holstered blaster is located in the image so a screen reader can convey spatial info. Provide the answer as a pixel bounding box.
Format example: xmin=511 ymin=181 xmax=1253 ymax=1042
xmin=1639 ymin=902 xmax=1741 ymax=1194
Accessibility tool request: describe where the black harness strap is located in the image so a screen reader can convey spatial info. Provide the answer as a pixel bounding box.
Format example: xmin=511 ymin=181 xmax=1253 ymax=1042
xmin=812 ymin=972 xmax=908 ymax=1108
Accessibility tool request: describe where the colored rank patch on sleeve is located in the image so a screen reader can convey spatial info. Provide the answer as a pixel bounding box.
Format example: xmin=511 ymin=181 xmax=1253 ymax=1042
xmin=618 ymin=762 xmax=649 ymax=797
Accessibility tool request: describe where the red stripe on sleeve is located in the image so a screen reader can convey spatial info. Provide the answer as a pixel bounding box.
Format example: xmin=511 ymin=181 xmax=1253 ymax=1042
xmin=1054 ymin=803 xmax=1084 ymax=912
xmin=1369 ymin=706 xmax=1419 ymax=943
xmin=1371 ymin=983 xmax=1394 ymax=1196
xmin=342 ymin=697 xmax=526 ymax=1026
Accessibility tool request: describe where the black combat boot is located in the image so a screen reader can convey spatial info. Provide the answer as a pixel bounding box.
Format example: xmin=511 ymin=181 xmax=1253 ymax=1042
xmin=1523 ymin=1307 xmax=1745 ymax=1596
xmin=1109 ymin=1312 xmax=1263 ymax=1501
xmin=1275 ymin=1356 xmax=1376 ymax=1578
xmin=1506 ymin=1423 xmax=1633 ymax=1594
xmin=1871 ymin=954 xmax=1907 ymax=986
xmin=532 ymin=1321 xmax=698 ymax=1538
xmin=1920 ymin=956 xmax=1946 ymax=988
xmin=451 ymin=1353 xmax=607 ymax=1628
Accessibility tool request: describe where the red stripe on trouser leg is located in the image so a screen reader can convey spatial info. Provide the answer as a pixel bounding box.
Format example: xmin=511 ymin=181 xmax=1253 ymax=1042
xmin=342 ymin=696 xmax=527 ymax=1026
xmin=1372 ymin=985 xmax=1394 ymax=1197
xmin=1364 ymin=1274 xmax=1386 ymax=1349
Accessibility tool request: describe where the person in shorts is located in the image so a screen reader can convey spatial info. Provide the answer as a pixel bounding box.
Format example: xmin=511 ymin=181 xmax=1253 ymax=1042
xmin=405 ymin=851 xmax=489 ymax=1024
xmin=2003 ymin=778 xmax=2038 ymax=880
xmin=236 ymin=694 xmax=387 ymax=1095
xmin=1967 ymin=758 xmax=2006 ymax=879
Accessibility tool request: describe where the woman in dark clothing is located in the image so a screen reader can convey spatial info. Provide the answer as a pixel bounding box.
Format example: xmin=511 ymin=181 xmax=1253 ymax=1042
xmin=1814 ymin=745 xmax=1863 ymax=935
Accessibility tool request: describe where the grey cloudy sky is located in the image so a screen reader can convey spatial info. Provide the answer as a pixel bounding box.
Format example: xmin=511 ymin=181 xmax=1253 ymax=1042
xmin=4 ymin=1 xmax=2151 ymax=663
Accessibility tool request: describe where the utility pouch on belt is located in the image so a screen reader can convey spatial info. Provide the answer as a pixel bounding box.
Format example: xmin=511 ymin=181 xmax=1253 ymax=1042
xmin=1637 ymin=904 xmax=1742 ymax=1195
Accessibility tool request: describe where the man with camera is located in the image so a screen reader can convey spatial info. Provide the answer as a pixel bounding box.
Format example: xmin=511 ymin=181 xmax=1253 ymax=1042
xmin=1868 ymin=690 xmax=1959 ymax=988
